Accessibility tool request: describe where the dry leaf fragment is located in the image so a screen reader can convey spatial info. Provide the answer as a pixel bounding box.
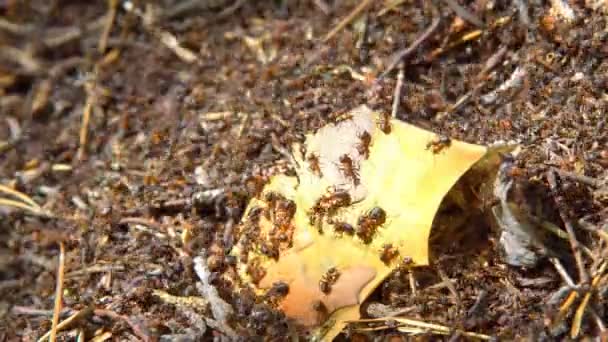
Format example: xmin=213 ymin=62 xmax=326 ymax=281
xmin=232 ymin=105 xmax=500 ymax=340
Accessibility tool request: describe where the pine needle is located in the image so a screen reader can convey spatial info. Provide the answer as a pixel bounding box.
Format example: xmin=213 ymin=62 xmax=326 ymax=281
xmin=50 ymin=242 xmax=66 ymax=342
xmin=322 ymin=0 xmax=374 ymax=42
xmin=0 ymin=184 xmax=41 ymax=209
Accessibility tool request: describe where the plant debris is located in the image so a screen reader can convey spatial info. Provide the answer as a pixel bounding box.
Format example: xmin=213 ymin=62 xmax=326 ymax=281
xmin=1 ymin=0 xmax=607 ymax=340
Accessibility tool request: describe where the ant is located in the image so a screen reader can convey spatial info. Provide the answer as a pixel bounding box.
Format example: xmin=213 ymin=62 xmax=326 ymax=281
xmin=246 ymin=258 xmax=267 ymax=285
xmin=357 ymin=131 xmax=372 ymax=159
xmin=319 ymin=267 xmax=340 ymax=294
xmin=260 ymin=240 xmax=279 ymax=261
xmin=356 ymin=206 xmax=387 ymax=244
xmin=334 ymin=113 xmax=353 ymax=123
xmin=379 ymin=243 xmax=399 ymax=265
xmin=266 ymin=281 xmax=289 ymax=298
xmin=273 ymin=199 xmax=296 ymax=229
xmin=309 ymin=188 xmax=351 ymax=232
xmin=333 ymin=221 xmax=355 ymax=236
xmin=377 ymin=112 xmax=391 ymax=134
xmin=307 ymin=153 xmax=323 ymax=177
xmin=247 ymin=206 xmax=265 ymax=223
xmin=312 ymin=300 xmax=329 ymax=323
xmin=338 ymin=154 xmax=360 ymax=186
xmin=426 ymin=135 xmax=452 ymax=154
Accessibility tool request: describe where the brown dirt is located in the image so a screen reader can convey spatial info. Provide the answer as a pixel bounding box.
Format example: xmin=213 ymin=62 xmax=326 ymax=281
xmin=1 ymin=0 xmax=606 ymax=341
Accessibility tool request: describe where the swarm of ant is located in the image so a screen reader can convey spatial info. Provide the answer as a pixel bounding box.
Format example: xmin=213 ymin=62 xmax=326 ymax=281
xmin=229 ymin=105 xmax=494 ymax=339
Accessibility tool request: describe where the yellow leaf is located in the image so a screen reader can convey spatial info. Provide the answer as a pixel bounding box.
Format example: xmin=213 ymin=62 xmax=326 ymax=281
xmin=232 ymin=105 xmax=495 ymax=340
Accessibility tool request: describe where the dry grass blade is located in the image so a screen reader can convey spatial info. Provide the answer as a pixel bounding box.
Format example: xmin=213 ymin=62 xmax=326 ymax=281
xmin=0 ymin=184 xmax=41 ymax=209
xmin=547 ymin=170 xmax=589 ymax=284
xmin=77 ymin=80 xmax=95 ymax=161
xmin=322 ymin=0 xmax=374 ymax=42
xmin=93 ymin=309 xmax=152 ymax=342
xmin=552 ymin=291 xmax=579 ymax=330
xmin=98 ymin=0 xmax=119 ymax=52
xmin=379 ymin=12 xmax=441 ymax=79
xmin=50 ymin=242 xmax=65 ymax=342
xmin=349 ymin=317 xmax=491 ymax=340
xmin=442 ymin=0 xmax=484 ymax=27
xmin=37 ymin=307 xmax=94 ymax=342
xmin=0 ymin=198 xmax=46 ymax=216
xmin=571 ymin=262 xmax=607 ymax=338
xmin=391 ymin=62 xmax=405 ymax=118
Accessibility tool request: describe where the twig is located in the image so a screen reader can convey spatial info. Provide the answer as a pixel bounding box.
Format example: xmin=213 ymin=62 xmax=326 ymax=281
xmin=480 ymin=66 xmax=527 ymax=105
xmin=379 ymin=13 xmax=441 ymax=79
xmin=12 ymin=306 xmax=72 ymax=317
xmin=436 ymin=266 xmax=460 ymax=306
xmin=408 ymin=270 xmax=417 ymax=296
xmin=217 ymin=0 xmax=245 ymax=19
xmin=552 ymin=168 xmax=603 ymax=188
xmin=348 ymin=317 xmax=491 ymax=340
xmin=76 ymin=74 xmax=97 ymax=160
xmin=549 ymin=257 xmax=577 ymax=288
xmin=391 ymin=62 xmax=405 ymax=118
xmin=313 ymin=0 xmax=332 ymax=15
xmin=442 ymin=0 xmax=484 ymax=27
xmin=322 ymin=0 xmax=374 ymax=42
xmin=37 ymin=307 xmax=94 ymax=342
xmin=66 ymin=264 xmax=125 ymax=278
xmin=0 ymin=278 xmax=24 ymax=291
xmin=93 ymin=309 xmax=152 ymax=342
xmin=43 ymin=17 xmax=106 ymax=49
xmin=578 ymin=219 xmax=608 ymax=243
xmin=0 ymin=198 xmax=47 ymax=217
xmin=547 ymin=170 xmax=589 ymax=284
xmin=0 ymin=18 xmax=35 ymax=34
xmin=50 ymin=242 xmax=66 ymax=342
xmin=0 ymin=46 xmax=42 ymax=73
xmin=118 ymin=217 xmax=163 ymax=231
xmin=98 ymin=0 xmax=119 ymax=52
xmin=571 ymin=262 xmax=607 ymax=338
xmin=435 ymin=45 xmax=507 ymax=120
xmin=466 ymin=290 xmax=488 ymax=317
xmin=122 ymin=1 xmax=199 ymax=63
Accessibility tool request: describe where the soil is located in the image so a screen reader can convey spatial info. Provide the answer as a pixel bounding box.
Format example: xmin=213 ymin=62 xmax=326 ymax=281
xmin=1 ymin=0 xmax=607 ymax=341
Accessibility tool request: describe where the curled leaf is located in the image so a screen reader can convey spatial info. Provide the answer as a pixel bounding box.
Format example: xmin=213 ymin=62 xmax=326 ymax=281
xmin=232 ymin=105 xmax=498 ymax=339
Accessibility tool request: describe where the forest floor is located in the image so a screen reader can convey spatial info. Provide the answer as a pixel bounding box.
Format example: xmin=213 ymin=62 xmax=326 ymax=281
xmin=1 ymin=0 xmax=607 ymax=340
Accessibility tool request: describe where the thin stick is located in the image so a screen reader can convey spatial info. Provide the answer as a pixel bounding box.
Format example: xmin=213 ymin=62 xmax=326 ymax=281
xmin=0 ymin=18 xmax=35 ymax=34
xmin=437 ymin=266 xmax=460 ymax=306
xmin=77 ymin=81 xmax=95 ymax=161
xmin=118 ymin=217 xmax=163 ymax=231
xmin=313 ymin=0 xmax=332 ymax=15
xmin=571 ymin=266 xmax=606 ymax=338
xmin=37 ymin=307 xmax=94 ymax=342
xmin=217 ymin=0 xmax=245 ymax=19
xmin=98 ymin=0 xmax=118 ymax=52
xmin=322 ymin=0 xmax=374 ymax=42
xmin=391 ymin=62 xmax=405 ymax=118
xmin=379 ymin=14 xmax=441 ymax=79
xmin=553 ymin=168 xmax=603 ymax=188
xmin=442 ymin=0 xmax=484 ymax=27
xmin=50 ymin=242 xmax=66 ymax=342
xmin=552 ymin=291 xmax=579 ymax=330
xmin=408 ymin=270 xmax=417 ymax=296
xmin=547 ymin=170 xmax=589 ymax=284
xmin=349 ymin=317 xmax=491 ymax=340
xmin=94 ymin=309 xmax=152 ymax=341
xmin=549 ymin=257 xmax=577 ymax=288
